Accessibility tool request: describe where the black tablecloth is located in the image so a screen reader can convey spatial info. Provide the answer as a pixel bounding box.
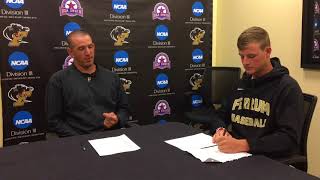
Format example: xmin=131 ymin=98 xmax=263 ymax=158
xmin=0 ymin=122 xmax=318 ymax=180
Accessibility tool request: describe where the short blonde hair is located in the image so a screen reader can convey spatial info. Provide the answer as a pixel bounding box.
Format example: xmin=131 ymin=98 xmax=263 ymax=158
xmin=237 ymin=26 xmax=270 ymax=50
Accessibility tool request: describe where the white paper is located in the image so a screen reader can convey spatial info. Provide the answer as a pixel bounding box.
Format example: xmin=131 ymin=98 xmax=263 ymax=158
xmin=188 ymin=146 xmax=251 ymax=163
xmin=88 ymin=134 xmax=140 ymax=156
xmin=165 ymin=133 xmax=251 ymax=163
xmin=165 ymin=133 xmax=216 ymax=151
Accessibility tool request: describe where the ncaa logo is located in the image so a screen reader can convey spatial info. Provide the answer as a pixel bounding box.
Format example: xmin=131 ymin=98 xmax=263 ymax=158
xmin=192 ymin=1 xmax=204 ymax=17
xmin=8 ymin=51 xmax=29 ymax=71
xmin=114 ymin=50 xmax=129 ymax=67
xmin=64 ymin=22 xmax=81 ymax=37
xmin=191 ymin=95 xmax=203 ymax=107
xmin=112 ymin=0 xmax=127 ymax=14
xmin=192 ymin=49 xmax=203 ymax=64
xmin=156 ymin=73 xmax=169 ymax=89
xmin=13 ymin=111 xmax=32 ymax=129
xmin=155 ymin=24 xmax=169 ymax=41
xmin=5 ymin=0 xmax=24 ymax=9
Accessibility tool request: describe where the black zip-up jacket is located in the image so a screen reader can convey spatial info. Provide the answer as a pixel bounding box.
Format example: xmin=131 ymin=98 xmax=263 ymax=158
xmin=47 ymin=64 xmax=130 ymax=137
xmin=215 ymin=59 xmax=304 ymax=158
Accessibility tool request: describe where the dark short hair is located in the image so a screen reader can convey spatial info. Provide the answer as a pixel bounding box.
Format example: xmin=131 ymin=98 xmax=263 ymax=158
xmin=66 ymin=29 xmax=92 ymax=48
xmin=237 ymin=26 xmax=270 ymax=50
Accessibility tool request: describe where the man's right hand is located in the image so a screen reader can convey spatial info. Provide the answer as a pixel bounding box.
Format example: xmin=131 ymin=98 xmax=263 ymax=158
xmin=212 ymin=128 xmax=249 ymax=153
xmin=213 ymin=127 xmax=230 ymax=142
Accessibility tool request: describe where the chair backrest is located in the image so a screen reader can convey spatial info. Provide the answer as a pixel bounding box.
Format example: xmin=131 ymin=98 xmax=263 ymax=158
xmin=201 ymin=67 xmax=241 ymax=105
xmin=300 ymin=93 xmax=318 ymax=156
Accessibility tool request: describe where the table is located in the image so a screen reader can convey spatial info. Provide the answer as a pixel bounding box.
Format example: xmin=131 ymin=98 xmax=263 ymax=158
xmin=0 ymin=122 xmax=318 ymax=180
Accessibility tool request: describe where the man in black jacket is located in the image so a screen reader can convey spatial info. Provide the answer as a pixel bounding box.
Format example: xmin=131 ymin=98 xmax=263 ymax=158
xmin=47 ymin=30 xmax=130 ymax=137
xmin=213 ymin=27 xmax=304 ymax=158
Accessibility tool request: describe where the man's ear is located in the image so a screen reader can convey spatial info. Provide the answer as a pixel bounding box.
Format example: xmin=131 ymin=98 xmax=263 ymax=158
xmin=67 ymin=48 xmax=73 ymax=57
xmin=265 ymin=47 xmax=272 ymax=57
xmin=265 ymin=47 xmax=272 ymax=54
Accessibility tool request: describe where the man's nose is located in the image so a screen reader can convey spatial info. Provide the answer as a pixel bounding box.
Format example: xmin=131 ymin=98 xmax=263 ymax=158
xmin=84 ymin=47 xmax=90 ymax=55
xmin=242 ymin=57 xmax=250 ymax=65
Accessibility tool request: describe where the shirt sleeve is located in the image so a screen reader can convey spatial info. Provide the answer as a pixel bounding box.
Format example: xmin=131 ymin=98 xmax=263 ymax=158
xmin=46 ymin=74 xmax=78 ymax=137
xmin=208 ymin=95 xmax=234 ymax=132
xmin=114 ymin=75 xmax=130 ymax=127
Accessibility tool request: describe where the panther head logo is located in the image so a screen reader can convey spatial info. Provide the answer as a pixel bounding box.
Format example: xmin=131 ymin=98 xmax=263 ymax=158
xmin=3 ymin=23 xmax=30 ymax=47
xmin=8 ymin=84 xmax=34 ymax=107
xmin=189 ymin=73 xmax=203 ymax=91
xmin=120 ymin=78 xmax=132 ymax=94
xmin=110 ymin=26 xmax=130 ymax=46
xmin=190 ymin=27 xmax=205 ymax=45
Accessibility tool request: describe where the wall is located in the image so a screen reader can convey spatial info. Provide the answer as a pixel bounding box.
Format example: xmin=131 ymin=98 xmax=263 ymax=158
xmin=214 ymin=0 xmax=320 ymax=177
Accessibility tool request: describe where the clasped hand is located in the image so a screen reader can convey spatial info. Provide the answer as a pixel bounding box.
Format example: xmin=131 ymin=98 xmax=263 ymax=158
xmin=103 ymin=112 xmax=118 ymax=128
xmin=212 ymin=128 xmax=250 ymax=153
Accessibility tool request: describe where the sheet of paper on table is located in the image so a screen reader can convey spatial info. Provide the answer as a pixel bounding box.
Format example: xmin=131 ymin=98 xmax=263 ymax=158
xmin=89 ymin=134 xmax=140 ymax=156
xmin=165 ymin=133 xmax=251 ymax=162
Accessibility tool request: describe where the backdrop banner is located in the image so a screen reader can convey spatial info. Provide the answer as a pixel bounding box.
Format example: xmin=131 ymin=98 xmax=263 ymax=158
xmin=0 ymin=0 xmax=212 ymax=146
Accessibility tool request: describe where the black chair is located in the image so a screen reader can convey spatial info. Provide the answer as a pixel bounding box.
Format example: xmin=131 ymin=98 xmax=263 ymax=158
xmin=280 ymin=93 xmax=317 ymax=172
xmin=124 ymin=118 xmax=140 ymax=128
xmin=184 ymin=67 xmax=241 ymax=133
